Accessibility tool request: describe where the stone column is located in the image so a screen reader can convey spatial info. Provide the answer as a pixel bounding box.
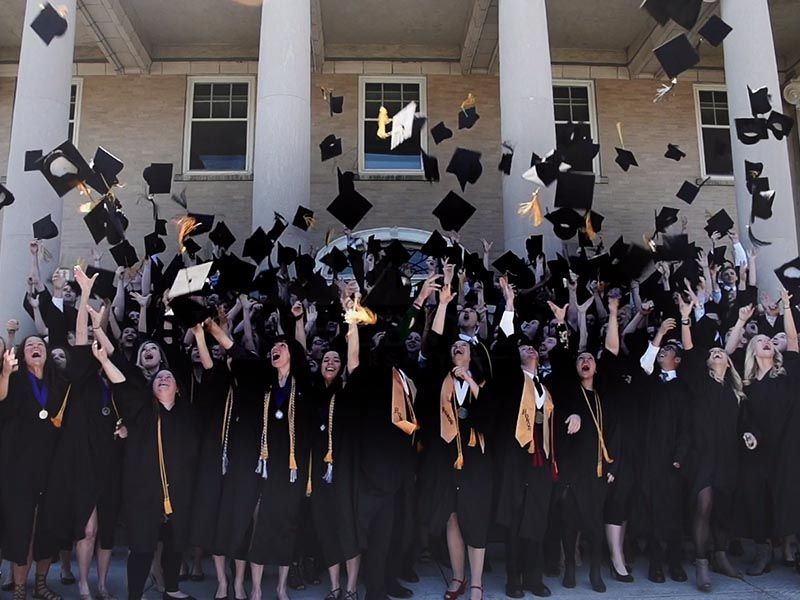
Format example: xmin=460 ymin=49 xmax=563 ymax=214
xmin=721 ymin=0 xmax=798 ymax=289
xmin=0 ymin=0 xmax=77 ymax=327
xmin=499 ymin=0 xmax=558 ymax=256
xmin=783 ymin=79 xmax=800 ymax=146
xmin=251 ymin=0 xmax=310 ymax=248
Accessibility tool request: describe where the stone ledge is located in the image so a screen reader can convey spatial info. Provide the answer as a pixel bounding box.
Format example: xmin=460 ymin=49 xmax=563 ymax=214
xmin=174 ymin=173 xmax=253 ymax=182
xmin=354 ymin=173 xmax=428 ymax=182
xmin=698 ymin=177 xmax=735 ymax=186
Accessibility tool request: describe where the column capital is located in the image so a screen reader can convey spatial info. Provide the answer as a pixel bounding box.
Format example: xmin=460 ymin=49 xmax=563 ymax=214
xmin=783 ymin=79 xmax=800 ymax=106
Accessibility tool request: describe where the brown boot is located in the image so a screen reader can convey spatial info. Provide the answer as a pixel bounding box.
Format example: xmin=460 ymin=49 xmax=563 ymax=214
xmin=695 ymin=558 xmax=711 ymax=593
xmin=32 ymin=574 xmax=62 ymax=600
xmin=712 ymin=550 xmax=743 ymax=579
xmin=13 ymin=583 xmax=26 ymax=600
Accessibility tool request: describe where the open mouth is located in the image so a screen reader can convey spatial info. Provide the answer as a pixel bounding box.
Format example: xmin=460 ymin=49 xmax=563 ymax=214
xmin=31 ymin=351 xmax=42 ymax=359
xmin=581 ymin=364 xmax=591 ymax=372
xmin=324 ymin=365 xmax=337 ymax=373
xmin=143 ymin=352 xmax=154 ymax=361
xmin=271 ymin=352 xmax=281 ymax=362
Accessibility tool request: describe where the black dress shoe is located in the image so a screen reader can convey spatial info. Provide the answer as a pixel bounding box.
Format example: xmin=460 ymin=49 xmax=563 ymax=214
xmin=610 ymin=563 xmax=634 ymax=583
xmin=589 ymin=567 xmax=606 ymax=593
xmin=385 ymin=580 xmax=413 ymax=599
xmin=648 ymin=565 xmax=666 ymax=583
xmin=562 ymin=564 xmax=576 ymax=589
xmin=399 ymin=569 xmax=419 ymax=584
xmin=504 ymin=583 xmax=523 ymax=598
xmin=527 ymin=583 xmax=551 ymax=598
xmin=60 ymin=572 xmax=76 ymax=585
xmin=668 ymin=563 xmax=688 ymax=582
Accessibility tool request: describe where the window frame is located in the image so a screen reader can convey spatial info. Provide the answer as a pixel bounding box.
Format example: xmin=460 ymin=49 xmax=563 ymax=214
xmin=182 ymin=75 xmax=256 ymax=175
xmin=358 ymin=75 xmax=428 ymax=176
xmin=69 ymin=78 xmax=82 ymax=146
xmin=693 ymin=84 xmax=734 ymax=181
xmin=552 ymin=79 xmax=600 ymax=174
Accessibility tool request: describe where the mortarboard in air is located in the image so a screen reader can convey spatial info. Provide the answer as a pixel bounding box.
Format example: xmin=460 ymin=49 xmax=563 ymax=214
xmin=748 ymin=86 xmax=772 ymax=116
xmin=319 ymin=246 xmax=349 ymax=274
xmin=169 ymin=296 xmax=211 ymax=329
xmin=745 ymin=160 xmax=764 ymax=183
xmin=615 ymin=148 xmax=638 ymax=172
xmin=458 ymin=107 xmax=480 ymax=130
xmin=654 ymin=34 xmax=700 ymax=79
xmin=83 ymin=200 xmax=112 ymax=244
xmin=522 ymin=153 xmax=560 ymax=187
xmin=243 ymin=227 xmax=272 ymax=265
xmin=109 ymin=240 xmax=138 ymax=267
xmin=366 ymin=235 xmax=382 ymax=257
xmin=640 ymin=0 xmax=670 ymax=25
xmin=87 ymin=147 xmax=124 ymax=194
xmin=384 ymin=239 xmax=411 ymax=266
xmin=167 ymin=262 xmax=213 ymax=299
xmin=85 ymin=266 xmax=116 ymax=300
xmin=775 ymin=257 xmax=800 ymax=297
xmin=321 ymin=88 xmax=344 ymax=116
xmin=319 ymin=134 xmax=342 ymax=161
xmin=31 ymin=2 xmax=68 ymax=45
xmin=182 ymin=237 xmax=201 ymax=258
xmin=420 ymin=230 xmax=448 ymax=258
xmin=144 ymin=231 xmax=167 ymax=257
xmin=735 ymin=118 xmax=769 ymax=145
xmin=665 ymin=143 xmax=686 ymax=161
xmin=767 ymin=110 xmax=795 ymax=140
xmin=736 ymin=286 xmax=759 ymax=309
xmin=609 ymin=236 xmax=628 ymax=261
xmin=105 ymin=204 xmax=128 ymax=245
xmin=433 ymin=191 xmax=476 ymax=232
xmin=430 ymin=121 xmax=453 ymax=145
xmin=143 ymin=163 xmax=173 ymax=195
xmin=295 ymin=253 xmax=317 ymax=281
xmin=751 ymin=189 xmax=775 ymax=221
xmin=170 ymin=187 xmax=187 ymax=209
xmin=0 ymin=184 xmax=15 ymax=210
xmin=545 ymin=207 xmax=584 ymax=240
xmin=560 ymin=135 xmax=600 ymax=172
xmin=421 ymin=151 xmax=440 ymax=182
xmin=499 ymin=144 xmax=513 ymax=175
xmin=622 ymin=244 xmax=654 ymax=280
xmin=586 ymin=210 xmax=604 ymax=235
xmin=33 ymin=214 xmax=59 ymax=240
xmin=155 ymin=218 xmax=168 ymax=236
xmin=24 ymin=150 xmax=43 ymax=172
xmin=704 ymin=209 xmax=735 ymax=238
xmin=657 ymin=234 xmax=693 ymax=262
xmin=39 ymin=141 xmax=92 ymax=197
xmin=266 ymin=212 xmax=288 ymax=242
xmin=209 ymin=221 xmax=236 ymax=250
xmin=525 ymin=234 xmax=544 ymax=261
xmin=676 ymin=176 xmax=710 ymax=204
xmin=292 ymin=206 xmax=315 ymax=231
xmin=277 ymin=243 xmax=298 ymax=267
xmin=390 ymin=102 xmax=417 ymax=150
xmin=446 ymin=148 xmax=483 ymax=191
xmin=492 ymin=251 xmax=536 ymax=288
xmin=698 ymin=15 xmax=733 ymax=47
xmin=655 ymin=206 xmax=680 ymax=233
xmin=555 ymin=171 xmax=595 ymax=210
xmin=187 ymin=213 xmax=214 ymax=236
xmin=641 ymin=0 xmax=703 ymax=30
xmin=215 ymin=254 xmax=256 ymax=293
xmin=464 ymin=251 xmax=491 ymax=281
xmin=708 ymin=245 xmax=726 ymax=267
xmin=327 ymin=169 xmax=373 ymax=230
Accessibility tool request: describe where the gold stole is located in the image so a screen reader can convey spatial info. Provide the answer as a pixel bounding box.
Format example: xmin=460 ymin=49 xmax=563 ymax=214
xmin=256 ymin=377 xmax=298 ymax=480
xmin=439 ymin=374 xmax=484 ymax=470
xmin=50 ymin=385 xmax=71 ymax=429
xmin=157 ymin=411 xmax=173 ymax=515
xmin=391 ymin=368 xmax=419 ymax=436
xmin=220 ymin=386 xmax=234 ymax=474
xmin=515 ymin=374 xmax=553 ymax=457
xmin=579 ymin=387 xmax=613 ymax=477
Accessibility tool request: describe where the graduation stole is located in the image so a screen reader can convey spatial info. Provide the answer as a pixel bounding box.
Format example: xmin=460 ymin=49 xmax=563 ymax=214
xmin=391 ymin=368 xmax=419 ymax=436
xmin=156 ymin=411 xmax=173 ymax=516
xmin=256 ymin=377 xmax=298 ymax=482
xmin=579 ymin=386 xmax=613 ymax=478
xmin=515 ymin=373 xmax=554 ymax=459
xmin=50 ymin=385 xmax=71 ymax=429
xmin=220 ymin=386 xmax=234 ymax=475
xmin=439 ymin=374 xmax=484 ymax=471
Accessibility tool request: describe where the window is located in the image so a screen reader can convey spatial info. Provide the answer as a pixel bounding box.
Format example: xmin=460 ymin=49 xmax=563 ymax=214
xmin=553 ymin=81 xmax=599 ymax=173
xmin=68 ymin=80 xmax=82 ymax=145
xmin=184 ymin=77 xmax=255 ymax=173
xmin=359 ymin=76 xmax=427 ymax=174
xmin=694 ymin=86 xmax=734 ymax=178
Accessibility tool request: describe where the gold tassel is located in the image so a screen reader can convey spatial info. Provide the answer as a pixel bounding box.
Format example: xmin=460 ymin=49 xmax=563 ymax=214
xmin=454 ymin=454 xmax=464 ymax=470
xmin=518 ymin=188 xmax=543 ymax=227
xmin=377 ymin=106 xmax=392 ymax=140
xmin=460 ymin=92 xmax=476 ymax=112
xmin=584 ymin=211 xmax=596 ymax=241
xmin=50 ymin=385 xmax=71 ymax=429
xmin=303 ymin=214 xmax=316 ymax=230
xmin=306 ymin=453 xmax=313 ymax=497
xmin=176 ymin=215 xmax=198 ymax=254
xmin=157 ymin=413 xmax=173 ymax=515
xmin=468 ymin=428 xmax=477 ymax=448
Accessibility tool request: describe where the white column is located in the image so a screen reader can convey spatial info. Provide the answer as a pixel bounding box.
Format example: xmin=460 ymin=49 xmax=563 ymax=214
xmin=499 ymin=0 xmax=557 ymax=256
xmin=783 ymin=79 xmax=800 ymax=146
xmin=251 ymin=0 xmax=310 ymax=247
xmin=0 ymin=0 xmax=76 ymax=327
xmin=721 ymin=0 xmax=798 ymax=289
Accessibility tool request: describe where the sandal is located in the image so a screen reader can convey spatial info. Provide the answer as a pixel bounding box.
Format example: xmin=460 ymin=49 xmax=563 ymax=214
xmin=444 ymin=579 xmax=466 ymax=600
xmin=13 ymin=583 xmax=26 ymax=600
xmin=324 ymin=588 xmax=341 ymax=600
xmin=32 ymin=574 xmax=62 ymax=600
xmin=95 ymin=592 xmax=118 ymax=600
xmin=469 ymin=586 xmax=483 ymax=600
xmin=342 ymin=592 xmax=359 ymax=600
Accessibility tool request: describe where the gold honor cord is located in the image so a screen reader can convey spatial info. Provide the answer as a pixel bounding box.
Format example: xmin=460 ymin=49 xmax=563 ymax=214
xmin=579 ymin=387 xmax=613 ymax=478
xmin=256 ymin=378 xmax=298 ymax=482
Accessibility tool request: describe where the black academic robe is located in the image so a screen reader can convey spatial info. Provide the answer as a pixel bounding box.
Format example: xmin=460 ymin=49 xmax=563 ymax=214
xmin=114 ymin=382 xmax=200 ymax=553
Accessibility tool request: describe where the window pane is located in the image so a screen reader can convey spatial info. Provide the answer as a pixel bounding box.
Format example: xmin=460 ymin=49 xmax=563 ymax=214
xmin=365 ymin=89 xmax=382 ymax=101
xmin=193 ymin=101 xmax=211 ymax=119
xmin=384 ymin=101 xmax=402 ymax=115
xmin=700 ymin=107 xmax=716 ymax=125
xmin=702 ymin=128 xmax=733 ymax=176
xmin=212 ymin=100 xmax=230 ymax=118
xmin=716 ymin=109 xmax=729 ymax=126
xmin=571 ymin=104 xmax=590 ymax=122
xmin=231 ymin=83 xmax=248 ymax=97
xmin=712 ymin=91 xmax=728 ymax=105
xmin=365 ymin=83 xmax=382 ymax=94
xmin=70 ymin=85 xmax=77 ymax=102
xmin=698 ymin=90 xmax=713 ymax=104
xmin=570 ymin=87 xmax=588 ymax=100
xmin=189 ymin=121 xmax=248 ymax=171
xmin=554 ymin=104 xmax=572 ymax=122
xmin=231 ymin=101 xmax=248 ymax=119
xmin=68 ymin=123 xmax=75 ymax=143
xmin=365 ymin=101 xmax=382 ymax=119
xmin=363 ymin=121 xmax=422 ymax=171
xmin=211 ymin=83 xmax=231 ymax=99
xmin=69 ymin=102 xmax=76 ymax=120
xmin=553 ymin=86 xmax=569 ymax=99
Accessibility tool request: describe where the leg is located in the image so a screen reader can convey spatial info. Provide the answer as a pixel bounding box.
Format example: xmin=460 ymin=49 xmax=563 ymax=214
xmin=276 ymin=565 xmax=290 ymax=600
xmin=127 ymin=551 xmax=155 ymax=600
xmin=445 ymin=514 xmax=466 ymax=595
xmin=327 ymin=563 xmax=341 ymax=596
xmin=76 ymin=509 xmax=99 ymax=596
xmin=233 ymin=560 xmax=247 ymax=599
xmin=584 ymin=526 xmax=606 ymax=593
xmin=466 ymin=546 xmax=485 ymax=600
xmin=249 ymin=563 xmax=263 ymax=600
xmin=523 ymin=541 xmax=551 ymax=598
xmin=150 ymin=542 xmax=165 ymax=592
xmin=192 ymin=547 xmax=204 ymax=579
xmin=364 ymin=495 xmax=393 ymax=600
xmin=58 ymin=548 xmax=74 ymax=584
xmin=558 ymin=490 xmax=578 ymax=590
xmin=213 ymin=555 xmax=229 ymax=599
xmin=161 ymin=544 xmax=186 ymax=598
xmin=96 ymin=547 xmax=113 ymax=595
xmin=605 ymin=523 xmax=631 ymax=578
xmin=345 ymin=555 xmax=361 ymax=595
xmin=504 ymin=530 xmax=523 ymax=597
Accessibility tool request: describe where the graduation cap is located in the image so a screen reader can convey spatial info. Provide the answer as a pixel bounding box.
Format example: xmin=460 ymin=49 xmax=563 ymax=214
xmin=736 ymin=286 xmax=759 ymax=309
xmin=430 ymin=122 xmax=453 ymax=145
xmin=609 ymin=236 xmax=629 ymax=262
xmin=735 ymin=118 xmax=769 ymax=145
xmin=277 ymin=243 xmax=298 ymax=267
xmin=464 ymin=251 xmax=491 ymax=282
xmin=654 ymin=34 xmax=700 ymax=79
xmin=525 ymin=234 xmax=544 ymax=262
xmin=215 ymin=254 xmax=257 ymax=294
xmin=492 ymin=251 xmax=536 ymax=288
xmin=545 ymin=207 xmax=584 ymax=240
xmin=498 ymin=144 xmax=514 ymax=175
xmin=292 ymin=206 xmax=315 ymax=231
xmin=39 ymin=141 xmax=93 ymax=197
xmin=522 ymin=155 xmax=560 ymax=187
xmin=242 ymin=227 xmax=272 ymax=264
xmin=186 ymin=213 xmax=215 ymax=236
xmin=704 ymin=209 xmax=735 ymax=238
xmin=294 ymin=253 xmax=317 ymax=280
xmin=654 ymin=206 xmax=680 ymax=233
xmin=555 ymin=171 xmax=595 ymax=210
xmin=319 ymin=246 xmax=349 ymax=274
xmin=458 ymin=107 xmax=480 ymax=130
xmin=327 ymin=169 xmax=373 ymax=230
xmin=585 ymin=210 xmax=604 ymax=236
xmin=383 ymin=239 xmax=410 ymax=266
xmin=155 ymin=218 xmax=168 ymax=237
xmin=362 ymin=266 xmax=412 ymax=311
xmin=366 ymin=235 xmax=382 ymax=257
xmin=622 ymin=244 xmax=654 ymax=280
xmin=421 ymin=151 xmax=440 ymax=182
xmin=0 ymin=184 xmax=15 ymax=210
xmin=33 ymin=214 xmax=59 ymax=240
xmin=745 ymin=160 xmax=764 ymax=184
xmin=767 ymin=110 xmax=795 ymax=141
xmin=31 ymin=2 xmax=68 ymax=45
xmin=319 ymin=134 xmax=342 ymax=161
xmin=420 ymin=230 xmax=448 ymax=258
xmin=615 ymin=148 xmax=638 ymax=172
xmin=433 ymin=191 xmax=476 ymax=232
xmin=83 ymin=200 xmax=112 ymax=244
xmin=561 ymin=137 xmax=600 ymax=173
xmin=643 ymin=0 xmax=703 ymax=29
xmin=708 ymin=245 xmax=727 ymax=267
xmin=698 ymin=15 xmax=732 ymax=47
xmin=748 ymin=86 xmax=772 ymax=116
xmin=182 ymin=237 xmax=201 ymax=258
xmin=109 ymin=240 xmax=138 ymax=267
xmin=87 ymin=147 xmax=124 ymax=194
xmin=143 ymin=163 xmax=173 ymax=195
xmin=446 ymin=148 xmax=483 ymax=191
xmin=657 ymin=234 xmax=693 ymax=262
xmin=665 ymin=144 xmax=686 ymax=161
xmin=85 ymin=266 xmax=116 ymax=300
xmin=390 ymin=102 xmax=418 ymax=150
xmin=774 ymin=257 xmax=800 ymax=297
xmin=321 ymin=88 xmax=344 ymax=116
xmin=24 ymin=150 xmax=43 ymax=172
xmin=676 ymin=176 xmax=710 ymax=204
xmin=751 ymin=189 xmax=775 ymax=221
xmin=170 ymin=187 xmax=187 ymax=209
xmin=167 ymin=262 xmax=213 ymax=300
xmin=144 ymin=231 xmax=167 ymax=257
xmin=208 ymin=221 xmax=236 ymax=250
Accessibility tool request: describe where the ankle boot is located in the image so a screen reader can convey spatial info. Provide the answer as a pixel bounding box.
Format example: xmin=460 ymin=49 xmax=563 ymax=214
xmin=695 ymin=558 xmax=711 ymax=593
xmin=712 ymin=550 xmax=743 ymax=579
xmin=746 ymin=543 xmax=772 ymax=576
xmin=589 ymin=565 xmax=606 ymax=593
xmin=562 ymin=560 xmax=576 ymax=589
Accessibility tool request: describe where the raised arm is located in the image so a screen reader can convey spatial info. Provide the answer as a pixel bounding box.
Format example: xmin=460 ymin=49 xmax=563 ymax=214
xmin=432 ymin=283 xmax=455 ymax=336
xmin=192 ymin=323 xmax=214 ymax=370
xmin=497 ymin=276 xmax=515 ymax=338
xmin=239 ymin=294 xmax=256 ymax=353
xmin=74 ymin=265 xmax=97 ymax=346
xmin=725 ymin=305 xmax=754 ymax=356
xmin=92 ymin=341 xmax=126 ymax=384
xmin=640 ymin=318 xmax=675 ymax=375
xmin=780 ymin=289 xmax=798 ymax=352
xmin=88 ymin=304 xmax=114 ymax=356
xmin=592 ymin=282 xmax=609 ymax=322
xmin=141 ymin=256 xmax=153 ymax=297
xmin=27 ymin=292 xmax=48 ymax=336
xmin=576 ymin=296 xmax=593 ymax=353
xmin=131 ymin=292 xmax=150 ymax=335
xmin=291 ymin=301 xmax=307 ymax=351
xmin=678 ymin=294 xmax=694 ymax=351
xmin=206 ymin=316 xmax=234 ymax=351
xmin=747 ymin=249 xmax=757 ymax=287
xmin=112 ymin=267 xmax=126 ymax=323
xmin=605 ymin=294 xmax=620 ymax=356
xmin=344 ymin=297 xmax=361 ymax=374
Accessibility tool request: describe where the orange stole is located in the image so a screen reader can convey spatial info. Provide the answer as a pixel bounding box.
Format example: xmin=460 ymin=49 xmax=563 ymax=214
xmin=391 ymin=368 xmax=419 ymax=436
xmin=515 ymin=374 xmax=554 ymax=458
xmin=439 ymin=374 xmax=484 ymax=470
